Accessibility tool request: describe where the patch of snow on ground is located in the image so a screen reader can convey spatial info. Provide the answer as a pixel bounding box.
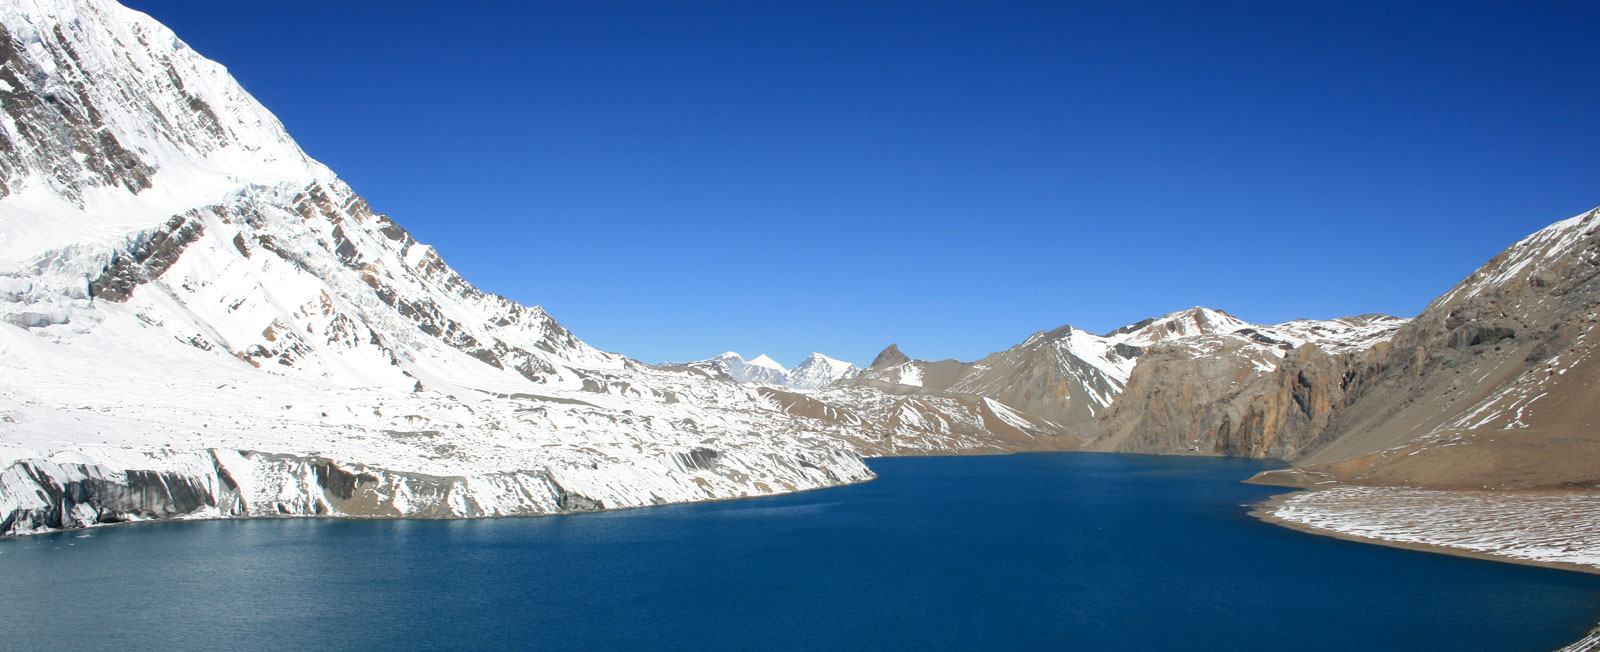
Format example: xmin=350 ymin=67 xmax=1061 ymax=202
xmin=1272 ymin=487 xmax=1600 ymax=570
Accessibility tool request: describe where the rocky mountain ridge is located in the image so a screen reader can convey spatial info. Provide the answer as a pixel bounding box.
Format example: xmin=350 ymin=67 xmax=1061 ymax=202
xmin=851 ymin=309 xmax=1408 ymax=441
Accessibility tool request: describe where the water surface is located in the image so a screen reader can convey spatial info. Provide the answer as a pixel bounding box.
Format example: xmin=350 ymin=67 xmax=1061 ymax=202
xmin=4 ymin=453 xmax=1597 ymax=650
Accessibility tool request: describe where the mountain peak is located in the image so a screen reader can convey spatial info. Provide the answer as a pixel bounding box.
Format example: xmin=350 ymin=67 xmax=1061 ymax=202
xmin=689 ymin=350 xmax=861 ymax=389
xmin=787 ymin=352 xmax=861 ymax=390
xmin=1111 ymin=306 xmax=1249 ymax=345
xmin=747 ymin=354 xmax=786 ymax=370
xmin=869 ymin=344 xmax=911 ymax=370
xmin=1037 ymin=324 xmax=1078 ymax=342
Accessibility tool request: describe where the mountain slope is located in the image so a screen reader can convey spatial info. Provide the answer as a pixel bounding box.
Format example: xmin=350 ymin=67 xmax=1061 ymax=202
xmin=1256 ymin=207 xmax=1600 ymax=488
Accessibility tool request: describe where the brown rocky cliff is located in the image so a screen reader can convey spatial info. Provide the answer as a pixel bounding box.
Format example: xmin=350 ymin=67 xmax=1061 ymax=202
xmin=1092 ymin=337 xmax=1367 ymax=459
xmin=1220 ymin=343 xmax=1348 ymax=457
xmin=1092 ymin=337 xmax=1273 ymax=455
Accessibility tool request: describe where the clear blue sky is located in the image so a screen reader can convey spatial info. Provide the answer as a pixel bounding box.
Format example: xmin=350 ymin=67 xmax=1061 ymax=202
xmin=126 ymin=0 xmax=1599 ymax=368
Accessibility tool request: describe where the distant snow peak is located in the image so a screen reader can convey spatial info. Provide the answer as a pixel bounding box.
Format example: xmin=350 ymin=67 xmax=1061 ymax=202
xmin=788 ymin=352 xmax=862 ymax=390
xmin=701 ymin=352 xmax=787 ymax=385
xmin=746 ymin=354 xmax=786 ymax=371
xmin=694 ymin=351 xmax=861 ymax=390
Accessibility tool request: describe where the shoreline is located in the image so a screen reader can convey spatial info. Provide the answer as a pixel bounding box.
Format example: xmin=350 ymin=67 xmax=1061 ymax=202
xmin=1249 ymin=489 xmax=1600 ymax=578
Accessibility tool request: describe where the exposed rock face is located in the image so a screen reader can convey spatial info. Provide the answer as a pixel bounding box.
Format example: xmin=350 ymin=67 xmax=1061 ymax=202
xmin=1095 ymin=340 xmax=1359 ymax=458
xmin=0 ymin=16 xmax=154 ymax=202
xmin=1235 ymin=344 xmax=1355 ymax=457
xmin=936 ymin=329 xmax=1127 ymax=426
xmin=1256 ymin=207 xmax=1600 ymax=489
xmin=1096 ymin=337 xmax=1285 ymax=455
xmin=839 ymin=204 xmax=1599 ymax=488
xmin=87 ymin=212 xmax=204 ymax=302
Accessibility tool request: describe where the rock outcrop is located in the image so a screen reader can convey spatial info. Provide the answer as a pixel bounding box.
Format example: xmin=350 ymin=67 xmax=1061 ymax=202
xmin=1093 ymin=332 xmax=1397 ymax=459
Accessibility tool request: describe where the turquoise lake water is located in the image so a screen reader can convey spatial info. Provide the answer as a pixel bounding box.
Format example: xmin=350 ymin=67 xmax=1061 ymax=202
xmin=3 ymin=453 xmax=1598 ymax=650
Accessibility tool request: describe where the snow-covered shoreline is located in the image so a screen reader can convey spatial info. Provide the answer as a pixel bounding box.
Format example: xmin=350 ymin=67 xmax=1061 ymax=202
xmin=1254 ymin=486 xmax=1600 ymax=576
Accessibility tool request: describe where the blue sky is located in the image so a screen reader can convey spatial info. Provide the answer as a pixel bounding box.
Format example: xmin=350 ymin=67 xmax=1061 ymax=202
xmin=127 ymin=1 xmax=1599 ymax=367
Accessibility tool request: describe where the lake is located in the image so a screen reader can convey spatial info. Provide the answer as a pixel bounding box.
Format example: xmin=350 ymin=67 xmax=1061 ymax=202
xmin=3 ymin=453 xmax=1597 ymax=650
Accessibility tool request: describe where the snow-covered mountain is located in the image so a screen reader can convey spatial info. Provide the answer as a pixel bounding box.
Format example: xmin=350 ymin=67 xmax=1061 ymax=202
xmin=683 ymin=351 xmax=861 ymax=390
xmin=702 ymin=352 xmax=791 ymax=385
xmin=787 ymin=352 xmax=862 ymax=389
xmin=0 ymin=0 xmax=887 ymax=536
